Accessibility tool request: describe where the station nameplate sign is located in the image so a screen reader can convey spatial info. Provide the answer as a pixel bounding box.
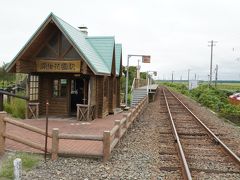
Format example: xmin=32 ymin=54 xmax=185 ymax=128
xmin=36 ymin=60 xmax=81 ymax=73
xmin=142 ymin=56 xmax=151 ymax=63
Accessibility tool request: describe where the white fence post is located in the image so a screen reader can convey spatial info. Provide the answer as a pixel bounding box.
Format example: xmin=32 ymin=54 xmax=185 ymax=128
xmin=14 ymin=158 xmax=22 ymax=180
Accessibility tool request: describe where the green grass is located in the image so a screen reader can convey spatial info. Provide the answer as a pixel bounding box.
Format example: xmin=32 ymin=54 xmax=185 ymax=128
xmin=4 ymin=97 xmax=26 ymax=119
xmin=0 ymin=152 xmax=41 ymax=179
xmin=217 ymin=83 xmax=240 ymax=91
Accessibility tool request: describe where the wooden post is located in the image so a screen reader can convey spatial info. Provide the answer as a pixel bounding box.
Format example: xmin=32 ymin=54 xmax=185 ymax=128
xmin=140 ymin=102 xmax=143 ymax=114
xmin=44 ymin=100 xmax=49 ymax=162
xmin=36 ymin=103 xmax=39 ymax=119
xmin=145 ymin=97 xmax=147 ymax=109
xmin=123 ymin=113 xmax=128 ymax=129
xmin=51 ymin=128 xmax=59 ymax=160
xmin=25 ymin=74 xmax=30 ymax=119
xmin=77 ymin=105 xmax=79 ymax=120
xmin=103 ymin=131 xmax=111 ymax=162
xmin=115 ymin=120 xmax=121 ymax=139
xmin=25 ymin=101 xmax=29 ymax=119
xmin=132 ymin=108 xmax=136 ymax=122
xmin=87 ymin=78 xmax=91 ymax=121
xmin=0 ymin=94 xmax=3 ymax=111
xmin=0 ymin=111 xmax=7 ymax=155
xmin=136 ymin=105 xmax=140 ymax=120
xmin=129 ymin=109 xmax=133 ymax=124
xmin=7 ymin=94 xmax=10 ymax=103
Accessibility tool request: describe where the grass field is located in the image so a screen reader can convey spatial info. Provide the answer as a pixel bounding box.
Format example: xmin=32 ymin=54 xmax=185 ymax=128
xmin=216 ymin=83 xmax=240 ymax=91
xmin=158 ymin=80 xmax=240 ymax=92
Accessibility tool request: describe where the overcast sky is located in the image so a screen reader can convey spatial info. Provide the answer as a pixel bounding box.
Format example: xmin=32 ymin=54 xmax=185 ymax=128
xmin=1 ymin=0 xmax=240 ymax=80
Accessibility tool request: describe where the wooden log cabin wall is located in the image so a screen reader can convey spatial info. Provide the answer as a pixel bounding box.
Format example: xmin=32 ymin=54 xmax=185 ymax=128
xmin=6 ymin=13 xmax=122 ymax=119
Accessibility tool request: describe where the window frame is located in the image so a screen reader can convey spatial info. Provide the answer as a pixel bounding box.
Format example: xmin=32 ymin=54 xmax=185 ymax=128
xmin=29 ymin=75 xmax=39 ymax=101
xmin=52 ymin=79 xmax=68 ymax=98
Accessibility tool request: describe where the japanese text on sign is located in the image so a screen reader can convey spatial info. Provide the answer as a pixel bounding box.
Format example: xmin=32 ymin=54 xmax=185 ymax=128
xmin=37 ymin=60 xmax=81 ymax=73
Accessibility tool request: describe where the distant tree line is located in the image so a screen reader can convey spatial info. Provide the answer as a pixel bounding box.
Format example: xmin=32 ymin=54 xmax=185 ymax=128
xmin=121 ymin=66 xmax=147 ymax=93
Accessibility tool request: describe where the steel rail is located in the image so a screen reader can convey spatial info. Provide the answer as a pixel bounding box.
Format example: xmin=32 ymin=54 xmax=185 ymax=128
xmin=162 ymin=89 xmax=192 ymax=180
xmin=166 ymin=88 xmax=240 ymax=165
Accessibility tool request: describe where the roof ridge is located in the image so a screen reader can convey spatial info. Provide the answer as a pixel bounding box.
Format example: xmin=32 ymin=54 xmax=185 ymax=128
xmin=52 ymin=14 xmax=111 ymax=74
xmin=51 ymin=13 xmax=87 ymax=36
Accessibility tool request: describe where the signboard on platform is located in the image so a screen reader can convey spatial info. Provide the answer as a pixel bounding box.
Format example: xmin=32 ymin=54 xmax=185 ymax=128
xmin=36 ymin=60 xmax=81 ymax=73
xmin=188 ymin=80 xmax=198 ymax=90
xmin=142 ymin=56 xmax=151 ymax=63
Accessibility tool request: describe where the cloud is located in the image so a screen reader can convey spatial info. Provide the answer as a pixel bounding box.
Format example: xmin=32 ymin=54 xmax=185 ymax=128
xmin=1 ymin=0 xmax=240 ymax=80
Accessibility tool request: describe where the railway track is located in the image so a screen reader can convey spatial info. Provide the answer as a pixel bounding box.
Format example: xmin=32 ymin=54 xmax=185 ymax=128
xmin=158 ymin=87 xmax=240 ymax=179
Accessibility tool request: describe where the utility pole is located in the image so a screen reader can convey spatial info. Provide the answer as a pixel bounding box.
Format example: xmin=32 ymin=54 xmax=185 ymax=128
xmin=171 ymin=71 xmax=174 ymax=83
xmin=125 ymin=55 xmax=130 ymax=105
xmin=187 ymin=69 xmax=190 ymax=89
xmin=208 ymin=40 xmax=217 ymax=87
xmin=215 ymin=64 xmax=218 ymax=88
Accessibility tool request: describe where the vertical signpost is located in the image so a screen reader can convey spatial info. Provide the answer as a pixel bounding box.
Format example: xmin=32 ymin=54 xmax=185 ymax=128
xmin=44 ymin=100 xmax=49 ymax=162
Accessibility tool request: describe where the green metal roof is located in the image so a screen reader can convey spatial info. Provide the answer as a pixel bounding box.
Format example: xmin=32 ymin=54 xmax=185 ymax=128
xmin=51 ymin=14 xmax=110 ymax=75
xmin=87 ymin=37 xmax=115 ymax=72
xmin=115 ymin=44 xmax=122 ymax=76
xmin=7 ymin=13 xmax=122 ymax=75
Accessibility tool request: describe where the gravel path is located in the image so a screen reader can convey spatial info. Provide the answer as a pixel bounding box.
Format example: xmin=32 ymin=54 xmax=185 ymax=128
xmin=23 ymin=88 xmax=240 ymax=179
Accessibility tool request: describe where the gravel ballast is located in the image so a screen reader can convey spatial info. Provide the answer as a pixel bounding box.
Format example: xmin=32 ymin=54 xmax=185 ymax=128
xmin=23 ymin=88 xmax=240 ymax=179
xmin=24 ymin=97 xmax=163 ymax=180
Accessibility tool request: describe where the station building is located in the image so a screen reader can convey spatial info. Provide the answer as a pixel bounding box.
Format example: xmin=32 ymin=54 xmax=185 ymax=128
xmin=6 ymin=13 xmax=122 ymax=119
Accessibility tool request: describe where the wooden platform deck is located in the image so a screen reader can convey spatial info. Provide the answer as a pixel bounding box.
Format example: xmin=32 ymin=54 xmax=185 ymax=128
xmin=5 ymin=113 xmax=124 ymax=157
